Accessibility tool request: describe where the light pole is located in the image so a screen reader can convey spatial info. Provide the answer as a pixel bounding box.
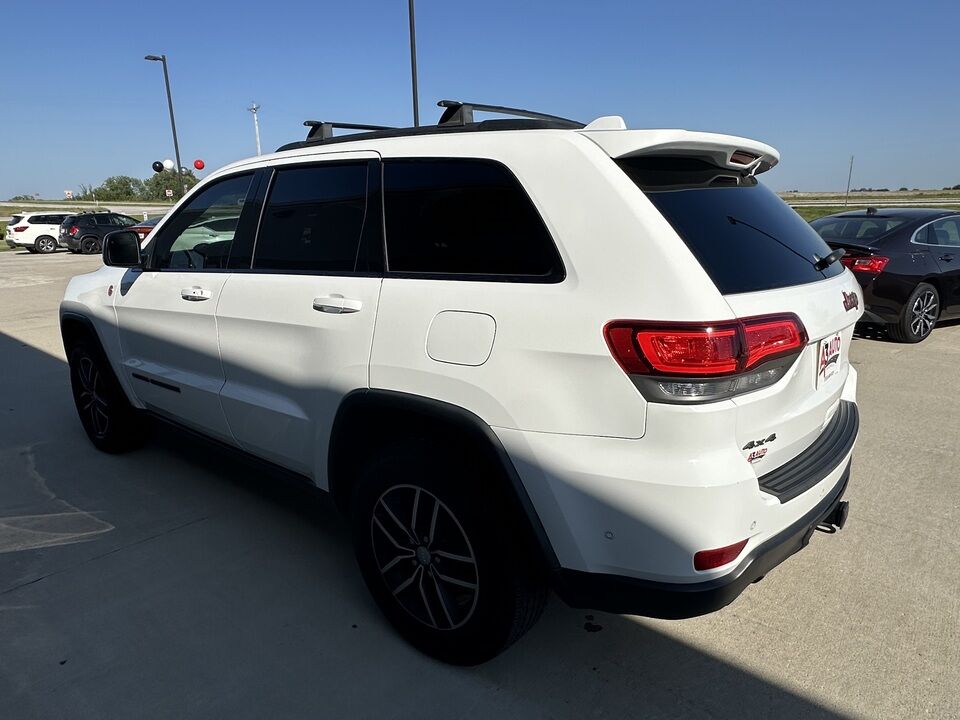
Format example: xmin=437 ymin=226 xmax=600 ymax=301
xmin=145 ymin=54 xmax=185 ymax=196
xmin=408 ymin=0 xmax=419 ymax=126
xmin=248 ymin=102 xmax=262 ymax=156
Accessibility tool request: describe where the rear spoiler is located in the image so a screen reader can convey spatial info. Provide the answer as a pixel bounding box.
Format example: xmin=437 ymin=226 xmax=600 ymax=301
xmin=824 ymin=240 xmax=880 ymax=254
xmin=580 ymin=129 xmax=779 ymax=175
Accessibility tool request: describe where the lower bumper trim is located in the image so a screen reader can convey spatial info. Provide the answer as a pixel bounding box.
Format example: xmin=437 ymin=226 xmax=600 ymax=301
xmin=552 ymin=463 xmax=850 ymax=619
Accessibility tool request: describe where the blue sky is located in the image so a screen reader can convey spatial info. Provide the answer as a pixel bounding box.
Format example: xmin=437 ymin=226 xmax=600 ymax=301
xmin=2 ymin=0 xmax=959 ymax=199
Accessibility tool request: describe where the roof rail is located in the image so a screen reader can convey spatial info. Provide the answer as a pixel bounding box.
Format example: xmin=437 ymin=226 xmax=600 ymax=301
xmin=276 ymin=100 xmax=584 ymax=152
xmin=303 ymin=120 xmax=397 ymax=142
xmin=437 ymin=100 xmax=581 ymax=127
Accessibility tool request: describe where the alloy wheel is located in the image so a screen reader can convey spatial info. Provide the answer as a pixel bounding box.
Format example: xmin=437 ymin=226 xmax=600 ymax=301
xmin=81 ymin=238 xmax=99 ymax=254
xmin=371 ymin=485 xmax=479 ymax=631
xmin=38 ymin=237 xmax=56 ymax=253
xmin=77 ymin=356 xmax=110 ymax=438
xmin=910 ymin=290 xmax=937 ymax=338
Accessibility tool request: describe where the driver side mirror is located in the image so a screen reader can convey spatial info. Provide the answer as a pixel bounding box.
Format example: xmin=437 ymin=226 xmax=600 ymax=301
xmin=103 ymin=230 xmax=143 ymax=268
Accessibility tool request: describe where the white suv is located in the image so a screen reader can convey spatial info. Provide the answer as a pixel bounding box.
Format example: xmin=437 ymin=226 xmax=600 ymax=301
xmin=5 ymin=211 xmax=71 ymax=253
xmin=60 ymin=101 xmax=861 ymax=665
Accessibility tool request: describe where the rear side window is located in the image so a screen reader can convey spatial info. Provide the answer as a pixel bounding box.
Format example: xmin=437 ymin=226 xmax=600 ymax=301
xmin=811 ymin=216 xmax=905 ymax=241
xmin=10 ymin=215 xmax=24 ymax=224
xmin=383 ymin=159 xmax=563 ymax=280
xmin=618 ymin=156 xmax=843 ymax=294
xmin=254 ymin=163 xmax=369 ymax=273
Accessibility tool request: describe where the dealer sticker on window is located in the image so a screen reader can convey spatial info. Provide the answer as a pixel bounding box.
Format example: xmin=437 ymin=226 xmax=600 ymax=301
xmin=817 ymin=332 xmax=842 ymax=387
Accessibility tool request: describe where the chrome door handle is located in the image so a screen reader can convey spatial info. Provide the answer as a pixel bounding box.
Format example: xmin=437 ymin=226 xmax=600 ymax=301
xmin=181 ymin=286 xmax=212 ymax=301
xmin=939 ymin=254 xmax=954 ymax=262
xmin=313 ymin=295 xmax=363 ymax=314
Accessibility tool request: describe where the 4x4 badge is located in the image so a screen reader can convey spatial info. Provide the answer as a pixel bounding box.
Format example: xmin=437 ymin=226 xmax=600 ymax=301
xmin=742 ymin=433 xmax=777 ymax=451
xmin=842 ymin=291 xmax=859 ymax=311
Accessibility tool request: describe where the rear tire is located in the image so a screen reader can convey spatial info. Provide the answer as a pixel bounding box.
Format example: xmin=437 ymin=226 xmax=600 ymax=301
xmin=79 ymin=236 xmax=101 ymax=255
xmin=351 ymin=442 xmax=547 ymax=665
xmin=888 ymin=282 xmax=938 ymax=343
xmin=34 ymin=235 xmax=57 ymax=254
xmin=68 ymin=339 xmax=147 ymax=453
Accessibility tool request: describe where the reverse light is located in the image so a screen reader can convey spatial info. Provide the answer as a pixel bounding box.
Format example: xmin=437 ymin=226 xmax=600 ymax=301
xmin=694 ymin=539 xmax=748 ymax=571
xmin=13 ymin=226 xmax=28 ymax=232
xmin=840 ymin=255 xmax=888 ymax=274
xmin=604 ymin=314 xmax=807 ymax=404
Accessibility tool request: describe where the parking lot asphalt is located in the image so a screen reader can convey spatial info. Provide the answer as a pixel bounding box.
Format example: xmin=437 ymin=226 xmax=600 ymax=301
xmin=0 ymin=250 xmax=957 ymax=719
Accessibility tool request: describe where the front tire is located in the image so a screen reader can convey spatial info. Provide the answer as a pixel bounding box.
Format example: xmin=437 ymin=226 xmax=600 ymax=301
xmin=351 ymin=443 xmax=547 ymax=665
xmin=68 ymin=340 xmax=147 ymax=453
xmin=888 ymin=282 xmax=939 ymax=343
xmin=34 ymin=236 xmax=57 ymax=254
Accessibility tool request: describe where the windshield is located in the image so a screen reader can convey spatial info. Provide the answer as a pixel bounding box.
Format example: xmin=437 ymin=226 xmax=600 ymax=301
xmin=617 ymin=156 xmax=844 ymax=294
xmin=810 ymin=216 xmax=905 ymax=242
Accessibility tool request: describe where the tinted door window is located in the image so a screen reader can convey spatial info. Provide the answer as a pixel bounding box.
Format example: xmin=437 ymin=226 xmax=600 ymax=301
xmin=926 ymin=218 xmax=960 ymax=247
xmin=253 ymin=163 xmax=369 ymax=273
xmin=382 ymin=159 xmax=563 ymax=280
xmin=150 ymin=174 xmax=254 ymax=270
xmin=618 ymin=156 xmax=843 ymax=294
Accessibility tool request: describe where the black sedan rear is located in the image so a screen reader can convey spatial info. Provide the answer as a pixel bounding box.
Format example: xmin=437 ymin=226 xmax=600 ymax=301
xmin=810 ymin=208 xmax=960 ymax=342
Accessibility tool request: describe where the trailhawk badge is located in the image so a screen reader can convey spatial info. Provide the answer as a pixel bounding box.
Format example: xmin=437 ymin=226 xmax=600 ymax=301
xmin=842 ymin=290 xmax=859 ymax=312
xmin=817 ymin=332 xmax=842 ymax=386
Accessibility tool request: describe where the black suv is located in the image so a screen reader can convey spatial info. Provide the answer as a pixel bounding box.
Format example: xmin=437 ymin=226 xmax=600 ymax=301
xmin=59 ymin=212 xmax=139 ymax=254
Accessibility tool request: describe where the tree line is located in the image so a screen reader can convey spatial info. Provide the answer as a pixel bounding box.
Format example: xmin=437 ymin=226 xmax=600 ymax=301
xmin=73 ymin=172 xmax=201 ymax=202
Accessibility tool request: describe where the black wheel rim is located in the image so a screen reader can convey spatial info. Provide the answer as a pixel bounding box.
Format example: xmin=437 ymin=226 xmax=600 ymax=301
xmin=76 ymin=356 xmax=109 ymax=438
xmin=910 ymin=290 xmax=937 ymax=338
xmin=81 ymin=238 xmax=97 ymax=254
xmin=371 ymin=485 xmax=479 ymax=631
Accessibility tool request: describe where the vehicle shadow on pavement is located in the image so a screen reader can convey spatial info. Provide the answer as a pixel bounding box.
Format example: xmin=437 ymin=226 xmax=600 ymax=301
xmin=0 ymin=330 xmax=851 ymax=720
xmin=854 ymin=318 xmax=960 ymax=342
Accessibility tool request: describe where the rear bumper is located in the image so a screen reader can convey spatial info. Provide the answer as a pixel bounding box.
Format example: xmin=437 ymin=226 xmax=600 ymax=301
xmin=553 ymin=463 xmax=850 ymax=618
xmin=59 ymin=235 xmax=80 ymax=250
xmin=5 ymin=237 xmax=19 ymax=248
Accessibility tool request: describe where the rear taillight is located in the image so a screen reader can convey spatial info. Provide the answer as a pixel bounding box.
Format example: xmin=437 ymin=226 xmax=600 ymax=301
xmin=694 ymin=539 xmax=748 ymax=571
xmin=68 ymin=226 xmax=79 ymax=237
xmin=13 ymin=226 xmax=28 ymax=232
xmin=604 ymin=314 xmax=807 ymax=404
xmin=840 ymin=255 xmax=888 ymax=274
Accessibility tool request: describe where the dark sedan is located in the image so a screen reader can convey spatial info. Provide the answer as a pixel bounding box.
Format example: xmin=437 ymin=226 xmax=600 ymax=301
xmin=810 ymin=208 xmax=960 ymax=342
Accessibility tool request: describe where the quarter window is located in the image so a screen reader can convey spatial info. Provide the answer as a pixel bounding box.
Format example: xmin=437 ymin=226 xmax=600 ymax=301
xmin=150 ymin=174 xmax=254 ymax=270
xmin=253 ymin=163 xmax=370 ymax=273
xmin=382 ymin=159 xmax=562 ymax=279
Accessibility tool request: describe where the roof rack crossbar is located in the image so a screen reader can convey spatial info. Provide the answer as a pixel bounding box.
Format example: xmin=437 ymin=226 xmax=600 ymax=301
xmin=437 ymin=100 xmax=580 ymax=127
xmin=303 ymin=120 xmax=397 ymax=142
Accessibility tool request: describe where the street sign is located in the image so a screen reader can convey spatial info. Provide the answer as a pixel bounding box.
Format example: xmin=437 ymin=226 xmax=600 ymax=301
xmin=165 ymin=189 xmax=174 ymax=198
xmin=64 ymin=190 xmax=73 ymax=199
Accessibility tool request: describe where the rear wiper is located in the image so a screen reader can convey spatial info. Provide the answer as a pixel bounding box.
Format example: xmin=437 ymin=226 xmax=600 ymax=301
xmin=726 ymin=216 xmax=839 ymax=272
xmin=813 ymin=248 xmax=845 ymax=271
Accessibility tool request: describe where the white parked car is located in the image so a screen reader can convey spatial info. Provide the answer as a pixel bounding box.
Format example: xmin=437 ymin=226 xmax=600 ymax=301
xmin=5 ymin=211 xmax=71 ymax=253
xmin=60 ymin=101 xmax=861 ymax=665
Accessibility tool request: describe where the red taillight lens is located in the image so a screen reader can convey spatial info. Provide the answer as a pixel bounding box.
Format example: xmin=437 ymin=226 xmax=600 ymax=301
xmin=68 ymin=226 xmax=79 ymax=236
xmin=694 ymin=539 xmax=748 ymax=571
xmin=635 ymin=325 xmax=740 ymax=375
xmin=840 ymin=255 xmax=888 ymax=274
xmin=742 ymin=318 xmax=806 ymax=370
xmin=605 ymin=314 xmax=807 ymax=378
xmin=13 ymin=225 xmax=28 ymax=232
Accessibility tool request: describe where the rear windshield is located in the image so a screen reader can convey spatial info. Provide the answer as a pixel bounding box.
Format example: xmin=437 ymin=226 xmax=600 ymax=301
xmin=809 ymin=216 xmax=905 ymax=242
xmin=617 ymin=157 xmax=844 ymax=294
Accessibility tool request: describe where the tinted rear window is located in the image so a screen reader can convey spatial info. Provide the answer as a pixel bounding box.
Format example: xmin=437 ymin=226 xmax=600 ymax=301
xmin=10 ymin=215 xmax=23 ymax=224
xmin=617 ymin=157 xmax=843 ymax=294
xmin=810 ymin=216 xmax=905 ymax=241
xmin=383 ymin=159 xmax=563 ymax=280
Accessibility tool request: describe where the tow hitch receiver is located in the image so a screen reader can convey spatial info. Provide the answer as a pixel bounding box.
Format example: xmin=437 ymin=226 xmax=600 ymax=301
xmin=817 ymin=500 xmax=850 ymax=534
